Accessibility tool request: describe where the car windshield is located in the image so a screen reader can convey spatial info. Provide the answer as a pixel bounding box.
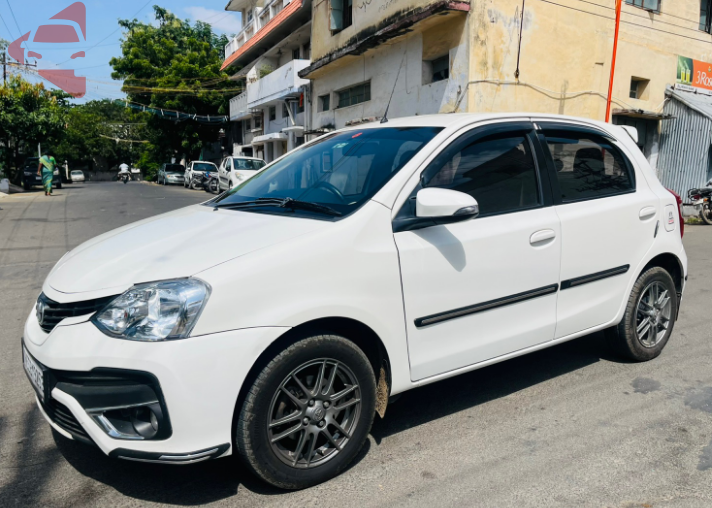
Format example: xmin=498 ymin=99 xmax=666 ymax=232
xmin=193 ymin=163 xmax=216 ymax=171
xmin=71 ymin=171 xmax=82 ymax=175
xmin=213 ymin=127 xmax=442 ymax=218
xmin=231 ymin=158 xmax=266 ymax=170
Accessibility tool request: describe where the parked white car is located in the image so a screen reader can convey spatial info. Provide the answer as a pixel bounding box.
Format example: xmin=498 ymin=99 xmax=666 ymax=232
xmin=70 ymin=170 xmax=85 ymax=183
xmin=184 ymin=161 xmax=218 ymax=189
xmin=217 ymin=156 xmax=266 ymax=191
xmin=22 ymin=114 xmax=687 ymax=490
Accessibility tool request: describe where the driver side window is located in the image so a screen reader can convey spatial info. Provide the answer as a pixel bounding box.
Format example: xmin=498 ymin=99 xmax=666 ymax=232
xmin=421 ymin=131 xmax=541 ymax=217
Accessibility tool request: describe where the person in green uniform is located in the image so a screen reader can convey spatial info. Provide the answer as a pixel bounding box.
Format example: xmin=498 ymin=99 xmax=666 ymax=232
xmin=37 ymin=154 xmax=57 ymax=196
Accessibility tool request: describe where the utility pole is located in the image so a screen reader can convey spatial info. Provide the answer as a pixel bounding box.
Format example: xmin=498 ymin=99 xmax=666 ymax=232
xmin=2 ymin=51 xmax=6 ymax=85
xmin=605 ymin=0 xmax=623 ymax=123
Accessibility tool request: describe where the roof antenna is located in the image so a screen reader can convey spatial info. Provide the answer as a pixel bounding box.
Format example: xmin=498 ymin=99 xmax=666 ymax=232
xmin=381 ymin=48 xmax=407 ymax=124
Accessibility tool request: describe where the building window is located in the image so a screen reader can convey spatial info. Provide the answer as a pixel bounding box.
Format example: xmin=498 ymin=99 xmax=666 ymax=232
xmin=296 ymin=136 xmax=305 ymax=147
xmin=330 ymin=0 xmax=353 ymax=33
xmin=292 ymin=47 xmax=300 ymax=60
xmin=247 ymin=9 xmax=253 ymax=22
xmin=254 ymin=115 xmax=262 ymax=129
xmin=625 ymin=0 xmax=659 ymax=12
xmin=269 ymin=106 xmax=276 ymax=121
xmin=336 ymin=82 xmax=370 ymax=109
xmin=319 ymin=94 xmax=331 ymax=112
xmin=431 ymin=55 xmax=449 ymax=83
xmin=282 ymin=103 xmax=290 ymax=118
xmin=303 ymin=41 xmax=311 ymax=59
xmin=702 ymin=0 xmax=712 ymax=32
xmin=629 ymin=77 xmax=650 ymax=100
xmin=297 ymin=96 xmax=305 ymax=113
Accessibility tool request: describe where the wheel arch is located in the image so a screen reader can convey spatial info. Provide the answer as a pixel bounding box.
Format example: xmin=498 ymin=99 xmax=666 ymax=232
xmin=231 ymin=317 xmax=392 ymax=443
xmin=639 ymin=252 xmax=684 ymax=297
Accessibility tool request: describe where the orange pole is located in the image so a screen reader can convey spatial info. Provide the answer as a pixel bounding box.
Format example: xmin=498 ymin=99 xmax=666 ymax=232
xmin=605 ymin=0 xmax=622 ymax=122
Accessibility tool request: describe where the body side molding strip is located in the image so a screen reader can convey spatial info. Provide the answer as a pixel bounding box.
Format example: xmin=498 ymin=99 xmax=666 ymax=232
xmin=415 ymin=284 xmax=559 ymax=328
xmin=560 ymin=265 xmax=630 ymax=290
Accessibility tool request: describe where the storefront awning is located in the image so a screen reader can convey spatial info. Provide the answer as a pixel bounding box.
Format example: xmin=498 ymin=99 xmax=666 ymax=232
xmin=668 ymin=84 xmax=712 ymax=120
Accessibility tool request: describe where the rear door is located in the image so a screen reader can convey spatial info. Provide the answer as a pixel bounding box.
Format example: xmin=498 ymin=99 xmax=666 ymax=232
xmin=534 ymin=121 xmax=659 ymax=338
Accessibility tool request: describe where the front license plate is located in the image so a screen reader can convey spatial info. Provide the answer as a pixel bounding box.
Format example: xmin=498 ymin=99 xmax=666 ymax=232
xmin=23 ymin=346 xmax=45 ymax=402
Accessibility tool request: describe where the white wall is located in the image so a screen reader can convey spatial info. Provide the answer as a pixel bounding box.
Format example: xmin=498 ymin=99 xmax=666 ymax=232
xmin=312 ymin=30 xmax=468 ymax=130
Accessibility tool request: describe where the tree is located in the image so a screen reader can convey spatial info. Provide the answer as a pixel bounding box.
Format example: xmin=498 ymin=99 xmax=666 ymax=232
xmin=0 ymin=75 xmax=70 ymax=182
xmin=54 ymin=100 xmax=151 ymax=171
xmin=110 ymin=6 xmax=241 ymax=165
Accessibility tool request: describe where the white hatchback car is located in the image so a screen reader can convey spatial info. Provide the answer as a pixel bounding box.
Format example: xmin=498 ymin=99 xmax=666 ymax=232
xmin=217 ymin=156 xmax=266 ymax=191
xmin=22 ymin=114 xmax=686 ymax=489
xmin=70 ymin=170 xmax=85 ymax=183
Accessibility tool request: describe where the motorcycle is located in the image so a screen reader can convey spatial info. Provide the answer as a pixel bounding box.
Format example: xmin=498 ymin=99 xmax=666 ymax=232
xmin=121 ymin=173 xmax=130 ymax=184
xmin=203 ymin=171 xmax=220 ymax=194
xmin=688 ymin=178 xmax=712 ymax=225
xmin=189 ymin=172 xmax=205 ymax=190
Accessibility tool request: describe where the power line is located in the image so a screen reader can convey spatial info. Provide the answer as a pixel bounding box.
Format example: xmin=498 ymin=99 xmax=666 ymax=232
xmin=57 ymin=0 xmax=154 ymax=66
xmin=5 ymin=0 xmax=22 ymax=36
xmin=535 ymin=0 xmax=712 ymax=44
xmin=0 ymin=11 xmax=15 ymax=39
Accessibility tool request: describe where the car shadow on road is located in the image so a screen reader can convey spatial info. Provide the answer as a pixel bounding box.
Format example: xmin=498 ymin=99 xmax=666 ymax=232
xmin=371 ymin=331 xmax=623 ymax=443
xmin=54 ymin=431 xmax=371 ymax=504
xmin=51 ymin=331 xmax=619 ymax=504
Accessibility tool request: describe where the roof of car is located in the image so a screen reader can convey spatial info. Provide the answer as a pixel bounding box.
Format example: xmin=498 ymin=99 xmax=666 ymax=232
xmin=340 ymin=113 xmax=613 ymax=133
xmin=230 ymin=156 xmax=263 ymax=161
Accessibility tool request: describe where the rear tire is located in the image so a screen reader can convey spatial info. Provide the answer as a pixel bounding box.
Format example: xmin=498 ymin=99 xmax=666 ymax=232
xmin=236 ymin=334 xmax=376 ymax=490
xmin=700 ymin=205 xmax=712 ymax=225
xmin=606 ymin=267 xmax=678 ymax=362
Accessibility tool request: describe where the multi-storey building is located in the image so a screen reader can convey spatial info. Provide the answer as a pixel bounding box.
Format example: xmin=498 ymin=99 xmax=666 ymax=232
xmin=222 ymin=0 xmax=312 ymax=162
xmin=298 ymin=0 xmax=712 ymax=194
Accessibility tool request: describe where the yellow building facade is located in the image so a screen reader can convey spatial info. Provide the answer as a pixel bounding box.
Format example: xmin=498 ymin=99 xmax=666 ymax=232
xmin=301 ymin=0 xmax=712 ymax=161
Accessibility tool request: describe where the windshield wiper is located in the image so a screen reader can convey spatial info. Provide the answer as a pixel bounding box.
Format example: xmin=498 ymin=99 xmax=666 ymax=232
xmin=213 ymin=197 xmax=342 ymax=216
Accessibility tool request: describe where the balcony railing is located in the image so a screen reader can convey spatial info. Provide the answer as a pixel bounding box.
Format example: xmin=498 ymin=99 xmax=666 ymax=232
xmin=224 ymin=0 xmax=294 ymax=60
xmin=246 ymin=59 xmax=310 ymax=108
xmin=229 ymin=91 xmax=249 ymax=121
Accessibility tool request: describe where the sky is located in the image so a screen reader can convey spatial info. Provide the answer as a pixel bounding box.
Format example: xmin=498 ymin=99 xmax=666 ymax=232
xmin=0 ymin=1 xmax=241 ymax=102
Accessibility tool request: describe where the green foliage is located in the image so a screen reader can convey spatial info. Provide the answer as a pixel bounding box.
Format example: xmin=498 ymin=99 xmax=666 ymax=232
xmin=0 ymin=76 xmax=70 ymax=181
xmin=110 ymin=6 xmax=241 ymax=165
xmin=54 ymin=100 xmax=151 ymax=171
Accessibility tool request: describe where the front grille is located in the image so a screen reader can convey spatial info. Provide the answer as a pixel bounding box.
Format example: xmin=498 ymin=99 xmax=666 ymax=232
xmin=37 ymin=293 xmax=115 ymax=333
xmin=42 ymin=397 xmax=90 ymax=440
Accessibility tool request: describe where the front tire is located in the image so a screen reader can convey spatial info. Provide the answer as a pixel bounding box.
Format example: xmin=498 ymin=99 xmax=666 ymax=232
xmin=236 ymin=334 xmax=376 ymax=490
xmin=606 ymin=267 xmax=678 ymax=362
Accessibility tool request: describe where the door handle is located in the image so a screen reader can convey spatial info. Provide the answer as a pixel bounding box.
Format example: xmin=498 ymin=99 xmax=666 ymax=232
xmin=530 ymin=229 xmax=556 ymax=245
xmin=639 ymin=206 xmax=656 ymax=221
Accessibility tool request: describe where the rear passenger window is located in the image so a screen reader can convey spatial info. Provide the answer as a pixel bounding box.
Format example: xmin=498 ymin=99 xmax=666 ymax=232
xmin=542 ymin=131 xmax=635 ymax=202
xmin=422 ymin=133 xmax=541 ymax=217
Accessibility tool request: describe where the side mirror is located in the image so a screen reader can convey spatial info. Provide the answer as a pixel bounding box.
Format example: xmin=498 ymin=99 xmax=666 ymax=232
xmin=416 ymin=188 xmax=479 ymax=220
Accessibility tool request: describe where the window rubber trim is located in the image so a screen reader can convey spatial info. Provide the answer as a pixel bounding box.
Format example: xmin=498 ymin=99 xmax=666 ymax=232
xmin=560 ymin=264 xmax=630 ymax=290
xmin=414 ymin=284 xmax=559 ymax=328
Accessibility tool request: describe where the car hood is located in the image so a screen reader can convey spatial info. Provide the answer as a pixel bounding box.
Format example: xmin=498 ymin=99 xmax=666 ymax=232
xmin=47 ymin=205 xmax=328 ymax=295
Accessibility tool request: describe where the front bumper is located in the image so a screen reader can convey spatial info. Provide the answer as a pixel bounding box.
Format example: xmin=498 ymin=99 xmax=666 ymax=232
xmin=23 ymin=312 xmax=287 ymax=461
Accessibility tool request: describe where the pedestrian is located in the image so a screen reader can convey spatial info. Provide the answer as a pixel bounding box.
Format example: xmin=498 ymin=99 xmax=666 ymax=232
xmin=37 ymin=153 xmax=57 ymax=196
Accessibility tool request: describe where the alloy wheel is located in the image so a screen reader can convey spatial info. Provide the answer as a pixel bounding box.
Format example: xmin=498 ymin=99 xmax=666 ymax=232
xmin=635 ymin=281 xmax=672 ymax=348
xmin=267 ymin=359 xmax=361 ymax=469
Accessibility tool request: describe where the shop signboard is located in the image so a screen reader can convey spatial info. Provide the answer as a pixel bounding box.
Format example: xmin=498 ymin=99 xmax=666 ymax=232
xmin=677 ymin=56 xmax=712 ymax=95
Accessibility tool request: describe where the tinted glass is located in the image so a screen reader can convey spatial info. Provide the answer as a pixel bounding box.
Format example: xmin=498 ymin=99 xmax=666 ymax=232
xmin=543 ymin=130 xmax=634 ymax=202
xmin=231 ymin=158 xmax=264 ymax=170
xmin=165 ymin=164 xmax=184 ymax=173
xmin=214 ymin=127 xmax=442 ymax=217
xmin=193 ymin=163 xmax=216 ymax=171
xmin=422 ymin=133 xmax=540 ymax=217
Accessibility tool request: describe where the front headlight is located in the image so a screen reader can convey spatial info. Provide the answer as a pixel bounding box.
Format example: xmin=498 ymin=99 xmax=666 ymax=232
xmin=92 ymin=279 xmax=211 ymax=342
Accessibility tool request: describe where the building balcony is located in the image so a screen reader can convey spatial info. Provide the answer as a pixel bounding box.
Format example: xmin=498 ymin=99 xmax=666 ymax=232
xmin=222 ymin=0 xmax=311 ymax=71
xmin=229 ymin=91 xmax=250 ymax=121
xmin=224 ymin=0 xmax=294 ymax=61
xmin=246 ymin=59 xmax=310 ymax=108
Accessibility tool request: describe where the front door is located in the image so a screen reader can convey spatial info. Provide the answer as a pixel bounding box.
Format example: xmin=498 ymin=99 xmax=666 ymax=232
xmin=218 ymin=158 xmax=230 ymax=188
xmin=394 ymin=122 xmax=562 ymax=381
xmin=534 ymin=121 xmax=659 ymax=338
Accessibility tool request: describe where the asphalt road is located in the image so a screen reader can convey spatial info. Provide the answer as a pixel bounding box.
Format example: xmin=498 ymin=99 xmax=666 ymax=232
xmin=1 ymin=182 xmax=711 ymax=508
